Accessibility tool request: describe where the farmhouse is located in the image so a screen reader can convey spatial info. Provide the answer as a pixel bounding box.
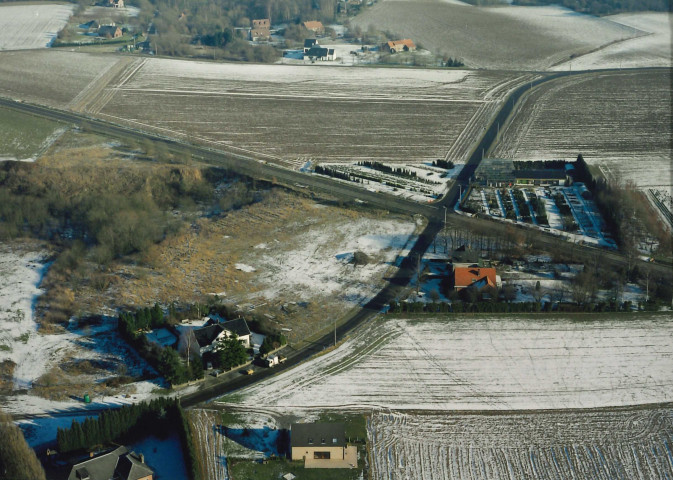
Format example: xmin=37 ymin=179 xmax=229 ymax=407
xmin=453 ymin=266 xmax=501 ymax=291
xmin=305 ymin=46 xmax=335 ymax=61
xmin=194 ymin=318 xmax=251 ymax=354
xmin=473 ymin=158 xmax=570 ymax=187
xmin=98 ymin=25 xmax=122 ymax=38
xmin=250 ymin=18 xmax=271 ymax=41
xmin=105 ymin=0 xmax=125 ymax=8
xmin=67 ymin=446 xmax=153 ymax=480
xmin=383 ymin=39 xmax=416 ymax=53
xmin=291 ymin=423 xmax=357 ymax=468
xmin=303 ymin=21 xmax=325 ymax=35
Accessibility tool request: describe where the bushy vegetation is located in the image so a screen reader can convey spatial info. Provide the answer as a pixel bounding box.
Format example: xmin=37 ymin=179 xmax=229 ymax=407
xmin=118 ymin=305 xmax=204 ymax=386
xmin=432 ymin=159 xmax=455 ymax=170
xmin=56 ymin=398 xmax=201 ymax=479
xmin=0 ymin=410 xmax=46 ymax=480
xmin=259 ymin=332 xmax=287 ymax=356
xmin=205 ymin=335 xmax=248 ymax=370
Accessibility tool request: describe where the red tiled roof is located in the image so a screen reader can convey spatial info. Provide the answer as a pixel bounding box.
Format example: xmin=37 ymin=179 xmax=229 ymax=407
xmin=303 ymin=21 xmax=324 ymax=31
xmin=387 ymin=39 xmax=416 ymax=49
xmin=454 ymin=267 xmax=496 ymax=290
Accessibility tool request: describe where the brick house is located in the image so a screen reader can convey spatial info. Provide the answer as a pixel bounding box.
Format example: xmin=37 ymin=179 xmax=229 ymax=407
xmin=250 ymin=18 xmax=271 ymax=40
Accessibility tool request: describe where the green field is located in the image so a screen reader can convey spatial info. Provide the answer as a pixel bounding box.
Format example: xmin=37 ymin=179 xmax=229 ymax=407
xmin=0 ymin=107 xmax=64 ymax=161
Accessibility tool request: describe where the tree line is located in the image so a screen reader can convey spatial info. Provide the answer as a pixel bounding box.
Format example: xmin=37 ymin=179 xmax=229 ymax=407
xmin=512 ymin=0 xmax=668 ymax=15
xmin=55 ymin=398 xmax=201 ymax=480
xmin=118 ymin=305 xmax=204 ymax=387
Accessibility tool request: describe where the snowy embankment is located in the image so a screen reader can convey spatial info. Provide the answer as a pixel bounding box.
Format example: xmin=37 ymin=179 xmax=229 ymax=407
xmin=551 ymin=12 xmax=672 ymax=71
xmin=220 ymin=315 xmax=673 ymax=411
xmin=0 ymin=4 xmax=74 ymax=50
xmin=0 ymin=245 xmax=179 ymax=419
xmin=0 ymin=247 xmax=49 ymax=389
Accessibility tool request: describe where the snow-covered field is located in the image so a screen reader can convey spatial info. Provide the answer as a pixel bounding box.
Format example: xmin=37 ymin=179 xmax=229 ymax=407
xmin=64 ymin=56 xmax=529 ymax=169
xmin=493 ymin=70 xmax=671 ymax=202
xmin=368 ymin=407 xmax=673 ymax=479
xmin=0 ymin=3 xmax=73 ymax=50
xmin=219 ymin=315 xmax=673 ymax=411
xmin=0 ymin=247 xmax=49 ymax=389
xmin=237 ymin=217 xmax=418 ymax=306
xmin=352 ymin=2 xmax=642 ymax=70
xmin=551 ymin=12 xmax=672 ymax=71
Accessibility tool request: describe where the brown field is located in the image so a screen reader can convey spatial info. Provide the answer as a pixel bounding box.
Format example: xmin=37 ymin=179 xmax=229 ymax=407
xmin=0 ymin=50 xmax=123 ymax=107
xmin=0 ymin=50 xmax=530 ymax=169
xmin=352 ymin=1 xmax=643 ymax=70
xmin=29 ymin=131 xmax=419 ymax=343
xmin=84 ymin=58 xmax=529 ymax=169
xmin=368 ymin=406 xmax=673 ymax=479
xmin=492 ymin=69 xmax=672 ymax=189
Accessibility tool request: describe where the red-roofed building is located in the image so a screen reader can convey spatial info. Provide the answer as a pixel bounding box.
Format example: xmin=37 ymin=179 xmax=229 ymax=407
xmin=303 ymin=21 xmax=325 ymax=35
xmin=383 ymin=39 xmax=416 ymax=54
xmin=453 ymin=266 xmax=500 ymax=291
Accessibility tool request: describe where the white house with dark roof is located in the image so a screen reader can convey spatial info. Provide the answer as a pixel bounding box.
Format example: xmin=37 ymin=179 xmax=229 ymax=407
xmin=192 ymin=318 xmax=251 ymax=355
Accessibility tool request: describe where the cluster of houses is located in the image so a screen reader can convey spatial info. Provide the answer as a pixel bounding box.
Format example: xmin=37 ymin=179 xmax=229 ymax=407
xmin=61 ymin=422 xmax=355 ymax=478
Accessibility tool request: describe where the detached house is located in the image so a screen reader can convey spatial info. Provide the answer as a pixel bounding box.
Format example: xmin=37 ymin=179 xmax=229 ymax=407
xmin=250 ymin=18 xmax=271 ymax=40
xmin=303 ymin=21 xmax=325 ymax=35
xmin=383 ymin=39 xmax=416 ymax=53
xmin=291 ymin=423 xmax=357 ymax=468
xmin=193 ymin=318 xmax=251 ymax=355
xmin=305 ymin=46 xmax=335 ymax=61
xmin=98 ymin=25 xmax=122 ymax=38
xmin=67 ymin=446 xmax=153 ymax=480
xmin=453 ymin=266 xmax=501 ymax=291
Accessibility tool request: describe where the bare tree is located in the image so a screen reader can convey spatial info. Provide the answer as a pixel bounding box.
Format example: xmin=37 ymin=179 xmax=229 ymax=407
xmin=178 ymin=328 xmax=197 ymax=367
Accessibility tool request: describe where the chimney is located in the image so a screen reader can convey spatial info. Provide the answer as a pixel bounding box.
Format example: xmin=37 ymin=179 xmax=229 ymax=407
xmin=139 ymin=453 xmax=145 ymax=464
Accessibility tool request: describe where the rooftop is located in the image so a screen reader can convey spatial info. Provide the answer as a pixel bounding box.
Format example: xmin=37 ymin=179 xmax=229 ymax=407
xmin=291 ymin=423 xmax=346 ymax=448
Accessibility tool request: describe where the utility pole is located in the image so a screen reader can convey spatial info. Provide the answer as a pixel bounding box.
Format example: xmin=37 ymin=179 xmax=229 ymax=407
xmin=334 ymin=318 xmax=337 ymax=347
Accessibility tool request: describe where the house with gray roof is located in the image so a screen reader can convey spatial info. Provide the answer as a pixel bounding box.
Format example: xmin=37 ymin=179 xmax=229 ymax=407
xmin=66 ymin=446 xmax=153 ymax=480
